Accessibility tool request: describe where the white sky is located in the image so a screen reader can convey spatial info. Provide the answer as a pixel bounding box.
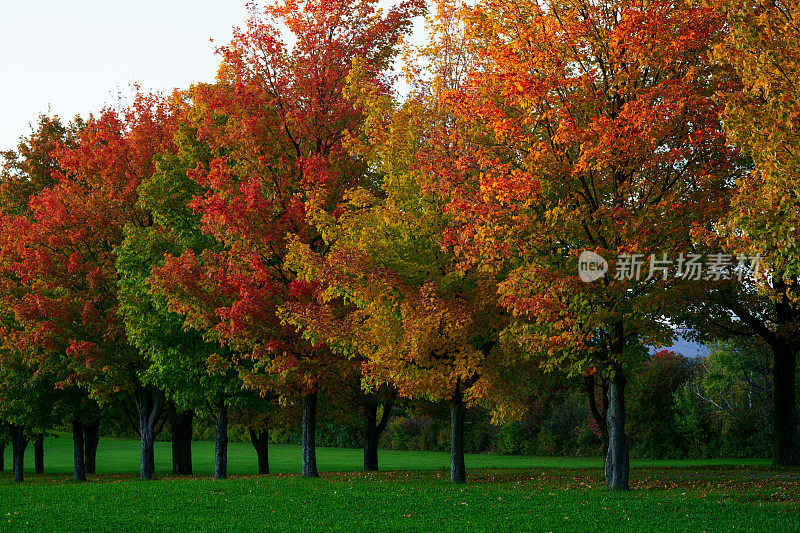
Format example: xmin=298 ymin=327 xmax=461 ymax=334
xmin=0 ymin=0 xmax=248 ymax=151
xmin=0 ymin=1 xmax=426 ymax=154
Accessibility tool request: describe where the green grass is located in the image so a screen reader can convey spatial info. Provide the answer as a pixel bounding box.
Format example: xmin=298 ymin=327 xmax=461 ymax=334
xmin=0 ymin=433 xmax=772 ymax=475
xmin=0 ymin=435 xmax=797 ymax=532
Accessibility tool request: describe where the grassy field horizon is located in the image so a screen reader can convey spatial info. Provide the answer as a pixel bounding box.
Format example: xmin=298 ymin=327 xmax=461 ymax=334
xmin=0 ymin=433 xmax=773 ymax=477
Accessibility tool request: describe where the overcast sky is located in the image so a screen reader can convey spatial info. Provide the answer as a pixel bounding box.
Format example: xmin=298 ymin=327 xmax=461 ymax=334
xmin=1 ymin=1 xmax=426 ymax=155
xmin=0 ymin=1 xmax=255 ymax=151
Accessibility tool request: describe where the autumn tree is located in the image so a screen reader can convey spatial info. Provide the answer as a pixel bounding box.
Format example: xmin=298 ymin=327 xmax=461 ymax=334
xmin=0 ymin=115 xmax=99 ymax=482
xmin=119 ymin=105 xmax=272 ymax=479
xmin=286 ymin=167 xmax=512 ymax=483
xmin=709 ymin=0 xmax=800 ymax=465
xmin=279 ymin=288 xmax=400 ymax=471
xmin=434 ymin=0 xmax=738 ymax=489
xmin=284 ymin=38 xmax=521 ymax=482
xmin=2 ymin=96 xmax=179 ymax=480
xmin=153 ymin=0 xmax=423 ymax=478
xmin=0 ymin=115 xmax=82 ymax=215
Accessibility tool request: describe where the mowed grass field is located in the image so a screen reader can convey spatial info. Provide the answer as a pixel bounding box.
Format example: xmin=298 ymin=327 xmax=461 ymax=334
xmin=0 ymin=435 xmax=798 ymax=532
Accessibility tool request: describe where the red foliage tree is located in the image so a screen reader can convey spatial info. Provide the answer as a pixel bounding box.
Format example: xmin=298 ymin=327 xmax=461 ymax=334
xmin=1 ymin=94 xmax=178 ymax=480
xmin=152 ymin=0 xmax=423 ymax=477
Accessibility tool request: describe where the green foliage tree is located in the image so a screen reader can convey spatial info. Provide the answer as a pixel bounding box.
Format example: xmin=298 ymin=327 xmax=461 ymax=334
xmin=627 ymin=350 xmax=691 ymax=458
xmin=675 ymin=339 xmax=774 ymax=457
xmin=118 ymin=107 xmax=272 ymax=479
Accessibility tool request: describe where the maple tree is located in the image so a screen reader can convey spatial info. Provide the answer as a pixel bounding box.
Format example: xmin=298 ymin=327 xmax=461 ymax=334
xmin=284 ymin=26 xmax=523 ymax=481
xmin=119 ymin=102 xmax=279 ymax=479
xmin=274 ymin=283 xmax=399 ymax=472
xmin=1 ymin=0 xmax=797 ymax=493
xmin=152 ymin=0 xmax=423 ymax=478
xmin=0 ymin=115 xmax=82 ymax=215
xmin=429 ymin=0 xmax=738 ymax=489
xmin=0 ymin=115 xmax=102 ymax=482
xmin=285 ymin=162 xmax=512 ymax=483
xmin=0 ymin=95 xmax=180 ymax=480
xmin=277 ymin=268 xmax=402 ymax=473
xmin=709 ymin=0 xmax=800 ymax=465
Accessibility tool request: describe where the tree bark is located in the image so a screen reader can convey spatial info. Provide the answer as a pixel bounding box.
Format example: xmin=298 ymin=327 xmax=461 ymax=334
xmin=301 ymin=390 xmax=319 ymax=478
xmin=135 ymin=386 xmax=164 ymax=480
xmin=73 ymin=421 xmax=86 ymax=482
xmin=33 ymin=433 xmax=44 ymax=474
xmin=450 ymin=383 xmax=466 ymax=484
xmin=604 ymin=366 xmax=629 ymax=490
xmin=249 ymin=427 xmax=269 ymax=475
xmin=171 ymin=410 xmax=193 ymax=475
xmin=139 ymin=426 xmax=156 ymax=481
xmin=771 ymin=340 xmax=800 ymax=465
xmin=84 ymin=420 xmax=100 ymax=475
xmin=214 ymin=404 xmax=228 ymax=480
xmin=11 ymin=425 xmax=27 ymax=482
xmin=363 ymin=401 xmax=379 ymax=472
xmin=363 ymin=395 xmax=394 ymax=472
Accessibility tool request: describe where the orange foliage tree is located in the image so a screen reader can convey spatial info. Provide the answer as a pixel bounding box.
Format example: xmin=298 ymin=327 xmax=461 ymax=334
xmin=283 ymin=15 xmax=530 ymax=481
xmin=431 ymin=0 xmax=738 ymax=489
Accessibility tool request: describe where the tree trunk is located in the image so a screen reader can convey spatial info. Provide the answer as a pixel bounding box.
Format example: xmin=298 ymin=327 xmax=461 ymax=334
xmin=171 ymin=410 xmax=193 ymax=475
xmin=301 ymin=390 xmax=319 ymax=478
xmin=363 ymin=401 xmax=379 ymax=472
xmin=363 ymin=395 xmax=394 ymax=472
xmin=84 ymin=420 xmax=100 ymax=475
xmin=450 ymin=384 xmax=466 ymax=484
xmin=139 ymin=423 xmax=156 ymax=481
xmin=772 ymin=341 xmax=800 ymax=465
xmin=249 ymin=427 xmax=269 ymax=475
xmin=601 ymin=378 xmax=610 ymax=459
xmin=33 ymin=433 xmax=44 ymax=474
xmin=136 ymin=386 xmax=164 ymax=480
xmin=214 ymin=404 xmax=228 ymax=480
xmin=11 ymin=425 xmax=27 ymax=482
xmin=604 ymin=367 xmax=629 ymax=490
xmin=73 ymin=421 xmax=86 ymax=482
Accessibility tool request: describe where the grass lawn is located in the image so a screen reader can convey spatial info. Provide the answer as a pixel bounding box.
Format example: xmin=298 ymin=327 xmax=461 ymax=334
xmin=0 ymin=435 xmax=797 ymax=531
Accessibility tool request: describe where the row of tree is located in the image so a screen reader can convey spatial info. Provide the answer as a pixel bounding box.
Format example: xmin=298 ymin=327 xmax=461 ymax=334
xmin=0 ymin=0 xmax=798 ymax=491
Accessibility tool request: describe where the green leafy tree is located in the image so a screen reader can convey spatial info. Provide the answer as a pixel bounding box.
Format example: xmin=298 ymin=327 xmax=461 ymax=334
xmin=118 ymin=109 xmax=269 ymax=479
